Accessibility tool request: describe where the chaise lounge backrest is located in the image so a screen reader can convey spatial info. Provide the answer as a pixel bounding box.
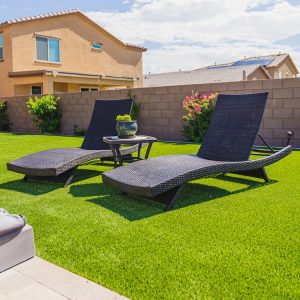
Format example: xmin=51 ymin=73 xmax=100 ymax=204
xmin=198 ymin=93 xmax=268 ymax=162
xmin=81 ymin=99 xmax=133 ymax=150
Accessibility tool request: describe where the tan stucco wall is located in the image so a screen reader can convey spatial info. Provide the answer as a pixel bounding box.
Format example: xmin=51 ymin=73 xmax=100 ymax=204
xmin=0 ymin=27 xmax=14 ymax=98
xmin=267 ymin=59 xmax=298 ymax=79
xmin=15 ymin=84 xmax=33 ymax=96
xmin=0 ymin=13 xmax=144 ymax=97
xmin=10 ymin=14 xmax=143 ymax=80
xmin=53 ymin=82 xmax=68 ymax=93
xmin=248 ymin=68 xmax=269 ymax=80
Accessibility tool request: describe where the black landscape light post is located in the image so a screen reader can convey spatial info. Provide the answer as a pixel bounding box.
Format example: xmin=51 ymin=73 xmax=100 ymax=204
xmin=287 ymin=130 xmax=294 ymax=146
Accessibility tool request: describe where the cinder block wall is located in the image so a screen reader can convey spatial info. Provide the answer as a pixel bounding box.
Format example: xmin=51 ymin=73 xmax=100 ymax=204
xmin=3 ymin=78 xmax=300 ymax=147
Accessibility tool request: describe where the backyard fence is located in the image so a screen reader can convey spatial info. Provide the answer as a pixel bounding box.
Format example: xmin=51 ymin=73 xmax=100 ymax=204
xmin=3 ymin=78 xmax=300 ymax=147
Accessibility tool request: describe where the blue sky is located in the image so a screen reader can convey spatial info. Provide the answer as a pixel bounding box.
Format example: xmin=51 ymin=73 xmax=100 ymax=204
xmin=0 ymin=0 xmax=132 ymax=20
xmin=1 ymin=0 xmax=300 ymax=73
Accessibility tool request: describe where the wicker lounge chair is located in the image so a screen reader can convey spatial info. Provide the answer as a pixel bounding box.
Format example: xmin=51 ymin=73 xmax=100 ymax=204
xmin=102 ymin=93 xmax=292 ymax=210
xmin=7 ymin=99 xmax=140 ymax=186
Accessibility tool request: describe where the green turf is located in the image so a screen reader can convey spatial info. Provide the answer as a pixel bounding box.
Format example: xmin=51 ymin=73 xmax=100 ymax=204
xmin=0 ymin=132 xmax=299 ymax=299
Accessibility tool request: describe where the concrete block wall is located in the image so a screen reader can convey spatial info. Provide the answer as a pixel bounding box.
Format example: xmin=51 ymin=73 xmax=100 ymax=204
xmin=3 ymin=78 xmax=300 ymax=147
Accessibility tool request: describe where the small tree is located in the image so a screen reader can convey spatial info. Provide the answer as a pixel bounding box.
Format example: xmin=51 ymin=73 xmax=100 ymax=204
xmin=0 ymin=101 xmax=11 ymax=131
xmin=26 ymin=94 xmax=62 ymax=133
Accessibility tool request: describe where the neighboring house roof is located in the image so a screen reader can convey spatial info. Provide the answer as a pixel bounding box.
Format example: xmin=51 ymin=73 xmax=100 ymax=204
xmin=0 ymin=9 xmax=147 ymax=52
xmin=203 ymin=53 xmax=298 ymax=73
xmin=144 ymin=65 xmax=270 ymax=87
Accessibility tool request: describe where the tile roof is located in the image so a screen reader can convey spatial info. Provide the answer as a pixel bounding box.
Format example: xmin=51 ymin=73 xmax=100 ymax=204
xmin=144 ymin=64 xmax=269 ymax=87
xmin=0 ymin=9 xmax=147 ymax=52
xmin=0 ymin=9 xmax=80 ymax=25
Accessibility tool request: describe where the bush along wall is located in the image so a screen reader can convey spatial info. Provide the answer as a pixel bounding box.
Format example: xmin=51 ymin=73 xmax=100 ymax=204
xmin=0 ymin=101 xmax=11 ymax=131
xmin=182 ymin=92 xmax=218 ymax=142
xmin=26 ymin=94 xmax=62 ymax=133
xmin=128 ymin=90 xmax=141 ymax=121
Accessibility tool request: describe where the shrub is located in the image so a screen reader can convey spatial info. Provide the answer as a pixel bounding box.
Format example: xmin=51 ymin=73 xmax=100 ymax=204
xmin=73 ymin=125 xmax=85 ymax=136
xmin=182 ymin=92 xmax=218 ymax=142
xmin=131 ymin=100 xmax=141 ymax=120
xmin=0 ymin=101 xmax=11 ymax=131
xmin=26 ymin=94 xmax=62 ymax=133
xmin=128 ymin=90 xmax=141 ymax=120
xmin=116 ymin=114 xmax=132 ymax=121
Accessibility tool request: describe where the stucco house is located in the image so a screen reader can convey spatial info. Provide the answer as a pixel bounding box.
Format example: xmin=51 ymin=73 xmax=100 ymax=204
xmin=0 ymin=9 xmax=147 ymax=97
xmin=144 ymin=53 xmax=299 ymax=87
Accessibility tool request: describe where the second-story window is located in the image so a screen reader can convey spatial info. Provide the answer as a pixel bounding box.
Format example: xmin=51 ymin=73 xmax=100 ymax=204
xmin=36 ymin=36 xmax=60 ymax=63
xmin=0 ymin=33 xmax=3 ymax=60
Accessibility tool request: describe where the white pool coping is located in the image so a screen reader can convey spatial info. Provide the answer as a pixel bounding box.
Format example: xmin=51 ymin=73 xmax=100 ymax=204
xmin=0 ymin=257 xmax=129 ymax=300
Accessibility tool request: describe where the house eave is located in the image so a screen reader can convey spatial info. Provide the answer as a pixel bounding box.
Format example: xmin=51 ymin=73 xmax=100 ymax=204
xmin=8 ymin=70 xmax=138 ymax=81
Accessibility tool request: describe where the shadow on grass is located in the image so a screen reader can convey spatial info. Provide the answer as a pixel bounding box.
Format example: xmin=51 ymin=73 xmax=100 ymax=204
xmin=0 ymin=169 xmax=102 ymax=195
xmin=0 ymin=178 xmax=60 ymax=195
xmin=72 ymin=169 xmax=102 ymax=183
xmin=70 ymin=174 xmax=276 ymax=221
xmin=214 ymin=173 xmax=278 ymax=185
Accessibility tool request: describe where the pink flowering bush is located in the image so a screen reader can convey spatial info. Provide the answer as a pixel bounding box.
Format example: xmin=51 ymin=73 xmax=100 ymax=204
xmin=182 ymin=92 xmax=218 ymax=142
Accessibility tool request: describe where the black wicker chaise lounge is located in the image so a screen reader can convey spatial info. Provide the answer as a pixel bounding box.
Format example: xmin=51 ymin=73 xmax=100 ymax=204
xmin=7 ymin=99 xmax=140 ymax=186
xmin=102 ymin=93 xmax=292 ymax=210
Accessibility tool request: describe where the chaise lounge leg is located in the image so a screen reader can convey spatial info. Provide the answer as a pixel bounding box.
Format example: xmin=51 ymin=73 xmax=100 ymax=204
xmin=231 ymin=167 xmax=269 ymax=183
xmin=155 ymin=185 xmax=184 ymax=211
xmin=63 ymin=168 xmax=77 ymax=187
xmin=23 ymin=167 xmax=77 ymax=187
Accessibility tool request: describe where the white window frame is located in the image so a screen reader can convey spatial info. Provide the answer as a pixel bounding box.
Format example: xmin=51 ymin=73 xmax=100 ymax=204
xmin=35 ymin=35 xmax=60 ymax=63
xmin=91 ymin=42 xmax=103 ymax=51
xmin=0 ymin=32 xmax=3 ymax=61
xmin=278 ymin=70 xmax=282 ymax=79
xmin=80 ymin=87 xmax=99 ymax=92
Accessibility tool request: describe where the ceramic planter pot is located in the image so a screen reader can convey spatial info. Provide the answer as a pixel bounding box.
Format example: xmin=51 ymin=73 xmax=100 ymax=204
xmin=116 ymin=120 xmax=138 ymax=138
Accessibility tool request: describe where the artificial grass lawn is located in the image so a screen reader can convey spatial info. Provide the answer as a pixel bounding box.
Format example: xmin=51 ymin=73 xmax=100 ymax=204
xmin=0 ymin=132 xmax=299 ymax=299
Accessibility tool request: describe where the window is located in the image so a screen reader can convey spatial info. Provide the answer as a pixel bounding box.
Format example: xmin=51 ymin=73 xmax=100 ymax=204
xmin=0 ymin=33 xmax=3 ymax=60
xmin=31 ymin=85 xmax=42 ymax=95
xmin=80 ymin=87 xmax=99 ymax=92
xmin=278 ymin=70 xmax=282 ymax=79
xmin=91 ymin=42 xmax=103 ymax=51
xmin=36 ymin=36 xmax=60 ymax=63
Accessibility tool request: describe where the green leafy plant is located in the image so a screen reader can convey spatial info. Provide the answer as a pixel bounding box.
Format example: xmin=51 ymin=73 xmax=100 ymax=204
xmin=128 ymin=90 xmax=141 ymax=120
xmin=26 ymin=94 xmax=62 ymax=133
xmin=182 ymin=92 xmax=218 ymax=142
xmin=73 ymin=125 xmax=85 ymax=136
xmin=0 ymin=101 xmax=11 ymax=131
xmin=116 ymin=114 xmax=132 ymax=121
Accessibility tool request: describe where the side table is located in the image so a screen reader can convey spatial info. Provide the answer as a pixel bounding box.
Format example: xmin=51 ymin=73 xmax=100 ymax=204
xmin=103 ymin=135 xmax=157 ymax=168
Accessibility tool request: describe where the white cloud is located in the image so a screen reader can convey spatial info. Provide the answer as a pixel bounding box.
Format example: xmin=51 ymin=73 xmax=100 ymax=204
xmin=86 ymin=0 xmax=300 ymax=73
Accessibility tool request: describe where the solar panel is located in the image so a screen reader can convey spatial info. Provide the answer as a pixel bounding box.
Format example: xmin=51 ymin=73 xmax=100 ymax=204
xmin=232 ymin=59 xmax=274 ymax=67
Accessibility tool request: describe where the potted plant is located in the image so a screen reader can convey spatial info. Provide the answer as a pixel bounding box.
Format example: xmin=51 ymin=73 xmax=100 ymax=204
xmin=116 ymin=114 xmax=137 ymax=138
